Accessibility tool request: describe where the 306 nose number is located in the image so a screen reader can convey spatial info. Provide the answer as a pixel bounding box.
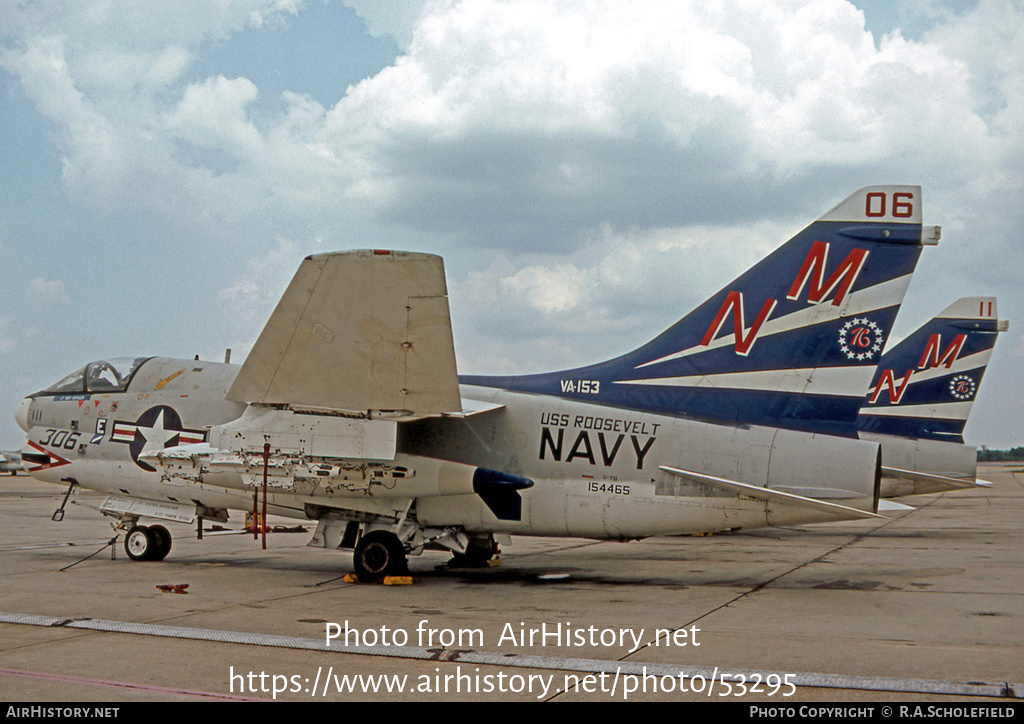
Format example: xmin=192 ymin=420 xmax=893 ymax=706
xmin=40 ymin=428 xmax=82 ymax=450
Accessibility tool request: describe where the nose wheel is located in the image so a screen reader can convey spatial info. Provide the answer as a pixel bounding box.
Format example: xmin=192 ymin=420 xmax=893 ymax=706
xmin=124 ymin=525 xmax=172 ymax=561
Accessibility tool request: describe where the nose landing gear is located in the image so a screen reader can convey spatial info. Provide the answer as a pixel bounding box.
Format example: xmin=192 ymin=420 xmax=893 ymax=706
xmin=124 ymin=524 xmax=172 ymax=561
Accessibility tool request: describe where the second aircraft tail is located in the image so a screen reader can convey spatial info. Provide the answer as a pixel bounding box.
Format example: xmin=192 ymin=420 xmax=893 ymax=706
xmin=858 ymin=297 xmax=1007 ymax=443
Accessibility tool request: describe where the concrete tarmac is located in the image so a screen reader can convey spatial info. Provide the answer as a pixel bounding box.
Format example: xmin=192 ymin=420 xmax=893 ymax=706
xmin=1 ymin=465 xmax=1022 ymax=703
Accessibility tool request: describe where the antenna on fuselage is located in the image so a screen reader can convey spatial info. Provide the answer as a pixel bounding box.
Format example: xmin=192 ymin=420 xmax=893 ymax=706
xmin=225 ymin=348 xmax=232 ymax=364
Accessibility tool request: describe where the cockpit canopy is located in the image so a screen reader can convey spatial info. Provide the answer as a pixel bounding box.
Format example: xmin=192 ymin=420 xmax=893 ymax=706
xmin=38 ymin=357 xmax=152 ymax=395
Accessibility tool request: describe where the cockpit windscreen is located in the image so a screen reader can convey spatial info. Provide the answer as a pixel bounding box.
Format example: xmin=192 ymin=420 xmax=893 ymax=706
xmin=41 ymin=357 xmax=152 ymax=395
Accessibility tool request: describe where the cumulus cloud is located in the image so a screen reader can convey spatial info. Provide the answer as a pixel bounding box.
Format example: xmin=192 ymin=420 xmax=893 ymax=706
xmin=2 ymin=1 xmax=1018 ymax=271
xmin=306 ymin=0 xmax=1008 ymax=254
xmin=0 ymin=1 xmax=324 ymax=217
xmin=165 ymin=75 xmax=263 ymax=156
xmin=2 ymin=0 xmax=1014 ymax=248
xmin=449 ymin=216 xmax=797 ymax=374
xmin=926 ymin=0 xmax=1024 ymax=164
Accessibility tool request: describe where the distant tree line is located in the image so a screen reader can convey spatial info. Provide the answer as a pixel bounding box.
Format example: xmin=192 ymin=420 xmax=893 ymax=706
xmin=977 ymin=447 xmax=1024 ymax=461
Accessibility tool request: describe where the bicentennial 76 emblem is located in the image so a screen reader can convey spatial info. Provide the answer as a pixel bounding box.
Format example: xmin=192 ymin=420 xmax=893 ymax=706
xmin=838 ymin=319 xmax=884 ymax=361
xmin=949 ymin=374 xmax=977 ymax=401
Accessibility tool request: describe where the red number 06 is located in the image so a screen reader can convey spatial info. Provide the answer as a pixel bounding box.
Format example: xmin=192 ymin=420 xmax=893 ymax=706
xmin=865 ymin=191 xmax=914 ymax=218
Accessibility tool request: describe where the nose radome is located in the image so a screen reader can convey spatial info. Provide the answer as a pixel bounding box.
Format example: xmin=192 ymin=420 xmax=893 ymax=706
xmin=15 ymin=397 xmax=31 ymax=433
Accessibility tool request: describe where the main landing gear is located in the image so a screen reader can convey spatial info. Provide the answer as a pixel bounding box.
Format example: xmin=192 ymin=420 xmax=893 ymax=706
xmin=353 ymin=530 xmax=408 ymax=583
xmin=350 ymin=531 xmax=498 ymax=581
xmin=124 ymin=524 xmax=172 ymax=562
xmin=311 ymin=517 xmax=499 ymax=583
xmin=446 ymin=536 xmax=498 ymax=568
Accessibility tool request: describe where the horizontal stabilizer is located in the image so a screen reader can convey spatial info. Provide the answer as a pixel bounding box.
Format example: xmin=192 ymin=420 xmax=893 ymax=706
xmin=227 ymin=250 xmax=461 ymax=417
xmin=451 ymin=398 xmax=506 ymax=418
xmin=659 ymin=466 xmax=884 ymax=520
xmin=877 ymin=499 xmax=915 ymax=512
xmin=880 ymin=466 xmax=983 ymax=492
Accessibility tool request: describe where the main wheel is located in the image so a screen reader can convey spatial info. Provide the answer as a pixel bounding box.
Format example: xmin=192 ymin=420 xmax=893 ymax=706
xmin=447 ymin=536 xmax=496 ymax=568
xmin=148 ymin=525 xmax=172 ymax=561
xmin=353 ymin=531 xmax=407 ymax=583
xmin=124 ymin=525 xmax=155 ymax=561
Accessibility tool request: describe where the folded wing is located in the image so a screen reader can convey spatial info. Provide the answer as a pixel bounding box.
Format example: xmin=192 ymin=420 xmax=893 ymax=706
xmin=226 ymin=250 xmax=461 ymax=417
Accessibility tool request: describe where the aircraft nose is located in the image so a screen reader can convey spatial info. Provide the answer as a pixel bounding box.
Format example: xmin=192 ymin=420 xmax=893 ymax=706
xmin=15 ymin=397 xmax=31 ymax=433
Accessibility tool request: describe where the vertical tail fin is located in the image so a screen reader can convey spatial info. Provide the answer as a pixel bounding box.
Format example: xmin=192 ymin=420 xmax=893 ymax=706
xmin=463 ymin=186 xmax=937 ymax=434
xmin=858 ymin=297 xmax=1007 ymax=443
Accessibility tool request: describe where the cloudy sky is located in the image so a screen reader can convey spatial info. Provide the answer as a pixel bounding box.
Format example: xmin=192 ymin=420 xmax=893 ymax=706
xmin=1 ymin=0 xmax=1021 ymax=451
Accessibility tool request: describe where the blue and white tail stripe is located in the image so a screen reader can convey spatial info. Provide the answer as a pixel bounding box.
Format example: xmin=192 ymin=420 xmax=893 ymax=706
xmin=857 ymin=297 xmax=1006 ymax=443
xmin=462 ymin=186 xmax=937 ymax=434
xmin=633 ymin=273 xmax=913 ymax=367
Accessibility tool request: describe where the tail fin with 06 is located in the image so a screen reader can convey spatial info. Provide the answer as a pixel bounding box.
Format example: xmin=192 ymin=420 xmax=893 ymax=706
xmin=462 ymin=186 xmax=939 ymax=435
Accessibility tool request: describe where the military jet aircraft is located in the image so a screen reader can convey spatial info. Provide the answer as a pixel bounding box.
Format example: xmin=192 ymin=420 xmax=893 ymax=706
xmin=858 ymin=297 xmax=1007 ymax=496
xmin=15 ymin=185 xmax=938 ymax=581
xmin=0 ymin=451 xmax=24 ymax=475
